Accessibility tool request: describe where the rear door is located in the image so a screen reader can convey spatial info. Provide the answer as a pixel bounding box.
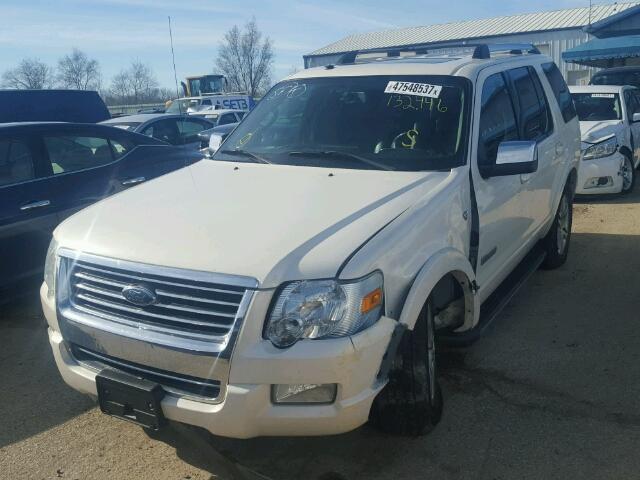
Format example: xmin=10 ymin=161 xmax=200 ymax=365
xmin=506 ymin=66 xmax=556 ymax=231
xmin=0 ymin=133 xmax=57 ymax=287
xmin=40 ymin=127 xmax=119 ymax=223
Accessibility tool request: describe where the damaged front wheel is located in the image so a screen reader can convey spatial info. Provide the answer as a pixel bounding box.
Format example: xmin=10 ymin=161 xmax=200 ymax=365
xmin=370 ymin=300 xmax=443 ymax=435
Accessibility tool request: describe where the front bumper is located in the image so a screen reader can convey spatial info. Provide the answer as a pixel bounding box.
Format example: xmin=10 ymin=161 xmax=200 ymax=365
xmin=42 ymin=284 xmax=394 ymax=438
xmin=576 ymin=152 xmax=625 ymax=195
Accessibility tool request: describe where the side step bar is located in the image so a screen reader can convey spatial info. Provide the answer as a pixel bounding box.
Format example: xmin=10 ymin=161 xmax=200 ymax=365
xmin=439 ymin=245 xmax=546 ymax=347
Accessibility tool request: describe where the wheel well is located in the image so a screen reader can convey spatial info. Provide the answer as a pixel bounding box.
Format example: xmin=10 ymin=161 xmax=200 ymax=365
xmin=620 ymin=145 xmax=633 ymax=159
xmin=430 ymin=272 xmax=472 ymax=331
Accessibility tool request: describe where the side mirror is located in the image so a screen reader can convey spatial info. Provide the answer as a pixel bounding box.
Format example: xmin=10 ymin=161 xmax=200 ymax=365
xmin=482 ymin=141 xmax=538 ymax=178
xmin=209 ymin=133 xmax=223 ymax=154
xmin=633 ymin=112 xmax=640 ymax=123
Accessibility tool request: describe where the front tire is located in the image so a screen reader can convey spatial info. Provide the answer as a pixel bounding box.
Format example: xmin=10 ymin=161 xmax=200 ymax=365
xmin=621 ymin=155 xmax=635 ymax=194
xmin=541 ymin=187 xmax=572 ymax=270
xmin=371 ymin=301 xmax=442 ymax=436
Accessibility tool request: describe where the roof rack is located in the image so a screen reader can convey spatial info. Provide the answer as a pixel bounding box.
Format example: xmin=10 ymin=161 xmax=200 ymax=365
xmin=335 ymin=43 xmax=541 ymax=65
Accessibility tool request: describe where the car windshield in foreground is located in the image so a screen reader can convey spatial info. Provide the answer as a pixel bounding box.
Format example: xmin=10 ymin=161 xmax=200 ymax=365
xmin=572 ymin=93 xmax=622 ymax=121
xmin=212 ymin=75 xmax=470 ymax=171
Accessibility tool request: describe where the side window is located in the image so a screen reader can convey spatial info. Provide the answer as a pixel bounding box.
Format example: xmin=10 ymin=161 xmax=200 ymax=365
xmin=44 ymin=135 xmax=113 ymax=175
xmin=542 ymin=62 xmax=577 ymax=123
xmin=507 ymin=67 xmax=552 ymax=141
xmin=478 ymin=73 xmax=519 ymax=168
xmin=142 ymin=119 xmax=180 ymax=145
xmin=109 ymin=138 xmax=135 ymax=159
xmin=201 ymin=99 xmax=212 ymax=106
xmin=218 ymin=113 xmax=237 ymax=126
xmin=176 ymin=119 xmax=208 ymax=144
xmin=236 ymin=111 xmax=246 ymax=120
xmin=0 ymin=138 xmax=35 ymax=187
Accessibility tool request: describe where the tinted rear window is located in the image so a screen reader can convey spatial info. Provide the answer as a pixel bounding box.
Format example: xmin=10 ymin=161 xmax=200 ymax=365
xmin=0 ymin=90 xmax=110 ymax=123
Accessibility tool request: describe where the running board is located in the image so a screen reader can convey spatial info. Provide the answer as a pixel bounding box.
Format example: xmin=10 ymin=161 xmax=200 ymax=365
xmin=439 ymin=245 xmax=546 ymax=347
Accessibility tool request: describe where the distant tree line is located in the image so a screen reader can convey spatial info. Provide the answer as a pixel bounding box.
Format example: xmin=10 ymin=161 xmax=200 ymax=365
xmin=0 ymin=19 xmax=277 ymax=105
xmin=1 ymin=49 xmax=174 ymax=106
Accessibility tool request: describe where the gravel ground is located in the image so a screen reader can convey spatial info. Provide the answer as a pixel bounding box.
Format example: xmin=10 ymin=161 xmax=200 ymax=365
xmin=1 ymin=186 xmax=639 ymax=480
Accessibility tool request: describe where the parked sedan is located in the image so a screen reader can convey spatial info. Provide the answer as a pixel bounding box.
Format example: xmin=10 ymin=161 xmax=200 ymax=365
xmin=101 ymin=114 xmax=214 ymax=150
xmin=188 ymin=108 xmax=247 ymax=127
xmin=197 ymin=122 xmax=238 ymax=155
xmin=570 ymin=85 xmax=640 ymax=194
xmin=0 ymin=122 xmax=202 ymax=292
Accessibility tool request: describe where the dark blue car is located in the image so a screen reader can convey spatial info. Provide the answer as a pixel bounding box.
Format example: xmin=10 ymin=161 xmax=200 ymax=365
xmin=0 ymin=122 xmax=202 ymax=292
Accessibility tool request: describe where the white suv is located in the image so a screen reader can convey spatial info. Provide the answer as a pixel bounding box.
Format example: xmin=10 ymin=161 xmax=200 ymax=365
xmin=42 ymin=44 xmax=580 ymax=438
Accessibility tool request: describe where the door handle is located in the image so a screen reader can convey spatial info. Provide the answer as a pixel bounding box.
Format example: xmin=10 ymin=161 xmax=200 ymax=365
xmin=121 ymin=176 xmax=146 ymax=186
xmin=555 ymin=143 xmax=565 ymax=156
xmin=520 ymin=173 xmax=531 ymax=184
xmin=20 ymin=200 xmax=51 ymax=211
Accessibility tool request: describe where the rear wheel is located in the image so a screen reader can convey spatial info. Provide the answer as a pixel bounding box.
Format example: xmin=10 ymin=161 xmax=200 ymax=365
xmin=541 ymin=187 xmax=572 ymax=270
xmin=371 ymin=300 xmax=442 ymax=436
xmin=621 ymin=155 xmax=635 ymax=194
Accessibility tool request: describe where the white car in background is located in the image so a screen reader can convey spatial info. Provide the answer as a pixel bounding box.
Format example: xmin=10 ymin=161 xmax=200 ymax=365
xmin=570 ymin=85 xmax=640 ymax=194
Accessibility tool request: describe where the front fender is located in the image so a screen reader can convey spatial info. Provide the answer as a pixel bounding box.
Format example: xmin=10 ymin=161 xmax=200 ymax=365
xmin=398 ymin=247 xmax=478 ymax=331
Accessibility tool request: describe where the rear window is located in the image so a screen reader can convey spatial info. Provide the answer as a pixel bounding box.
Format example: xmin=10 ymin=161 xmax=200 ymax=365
xmin=542 ymin=63 xmax=577 ymax=123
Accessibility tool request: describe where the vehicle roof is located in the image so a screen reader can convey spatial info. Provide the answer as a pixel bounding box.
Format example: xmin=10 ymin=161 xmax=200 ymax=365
xmin=101 ymin=113 xmax=202 ymax=124
xmin=569 ymin=85 xmax=628 ymax=94
xmin=192 ymin=108 xmax=247 ymax=115
xmin=288 ymin=53 xmax=553 ymax=80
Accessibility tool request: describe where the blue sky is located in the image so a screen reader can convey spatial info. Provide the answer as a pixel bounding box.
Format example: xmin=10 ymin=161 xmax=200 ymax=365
xmin=0 ymin=0 xmax=592 ymax=90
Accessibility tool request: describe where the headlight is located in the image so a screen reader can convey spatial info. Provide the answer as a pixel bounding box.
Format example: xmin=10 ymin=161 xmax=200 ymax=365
xmin=583 ymin=136 xmax=617 ymax=161
xmin=265 ymin=272 xmax=384 ymax=348
xmin=44 ymin=237 xmax=59 ymax=298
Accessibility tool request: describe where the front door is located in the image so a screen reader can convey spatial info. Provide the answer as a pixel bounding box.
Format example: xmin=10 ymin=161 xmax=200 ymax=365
xmin=626 ymin=90 xmax=640 ymax=166
xmin=471 ymin=70 xmax=534 ymax=299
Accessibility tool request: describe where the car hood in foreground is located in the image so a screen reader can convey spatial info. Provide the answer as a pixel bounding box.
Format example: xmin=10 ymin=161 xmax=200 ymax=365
xmin=55 ymin=160 xmax=451 ymax=287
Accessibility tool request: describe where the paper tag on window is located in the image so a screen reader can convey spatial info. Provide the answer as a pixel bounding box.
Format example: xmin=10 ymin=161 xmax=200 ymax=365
xmin=384 ymin=81 xmax=442 ymax=98
xmin=591 ymin=93 xmax=615 ymax=98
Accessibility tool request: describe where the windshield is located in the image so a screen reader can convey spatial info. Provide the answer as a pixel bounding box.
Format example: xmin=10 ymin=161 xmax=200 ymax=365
xmin=212 ymin=75 xmax=470 ymax=171
xmin=189 ymin=76 xmax=224 ymax=95
xmin=572 ymin=93 xmax=622 ymax=121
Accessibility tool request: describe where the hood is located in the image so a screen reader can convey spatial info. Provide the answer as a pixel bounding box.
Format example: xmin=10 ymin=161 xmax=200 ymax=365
xmin=579 ymin=120 xmax=624 ymax=143
xmin=55 ymin=160 xmax=449 ymax=288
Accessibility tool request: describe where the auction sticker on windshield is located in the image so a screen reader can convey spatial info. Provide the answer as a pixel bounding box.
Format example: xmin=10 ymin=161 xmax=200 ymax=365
xmin=592 ymin=93 xmax=615 ymax=98
xmin=384 ymin=81 xmax=442 ymax=98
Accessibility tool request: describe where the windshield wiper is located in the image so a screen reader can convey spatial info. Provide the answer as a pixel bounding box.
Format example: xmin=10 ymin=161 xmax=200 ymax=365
xmin=219 ymin=149 xmax=272 ymax=165
xmin=288 ymin=150 xmax=394 ymax=171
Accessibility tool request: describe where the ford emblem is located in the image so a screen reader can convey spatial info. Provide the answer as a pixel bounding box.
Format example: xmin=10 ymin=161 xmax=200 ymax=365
xmin=122 ymin=285 xmax=157 ymax=307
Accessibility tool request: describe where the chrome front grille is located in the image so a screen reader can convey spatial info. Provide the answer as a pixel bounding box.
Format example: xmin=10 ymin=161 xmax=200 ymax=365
xmin=57 ymin=250 xmax=258 ymax=355
xmin=69 ymin=260 xmax=245 ymax=340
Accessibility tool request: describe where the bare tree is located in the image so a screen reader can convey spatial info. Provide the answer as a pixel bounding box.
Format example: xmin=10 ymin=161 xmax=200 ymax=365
xmin=1 ymin=58 xmax=54 ymax=89
xmin=57 ymin=48 xmax=101 ymax=90
xmin=216 ymin=18 xmax=274 ymax=97
xmin=108 ymin=60 xmax=160 ymax=104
